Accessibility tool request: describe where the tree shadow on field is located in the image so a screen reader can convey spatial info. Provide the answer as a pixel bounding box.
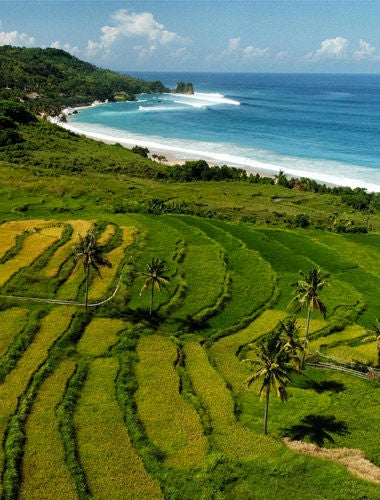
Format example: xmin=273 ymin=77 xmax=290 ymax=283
xmin=291 ymin=373 xmax=346 ymax=394
xmin=182 ymin=314 xmax=210 ymax=332
xmin=123 ymin=308 xmax=162 ymax=328
xmin=281 ymin=414 xmax=349 ymax=447
xmin=302 ymin=379 xmax=346 ymax=394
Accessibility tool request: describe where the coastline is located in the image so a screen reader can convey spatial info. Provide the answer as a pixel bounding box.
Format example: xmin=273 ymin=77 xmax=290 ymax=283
xmin=55 ymin=103 xmax=380 ymax=193
xmin=57 ymin=117 xmax=278 ymax=176
xmin=57 ymin=120 xmax=197 ymax=166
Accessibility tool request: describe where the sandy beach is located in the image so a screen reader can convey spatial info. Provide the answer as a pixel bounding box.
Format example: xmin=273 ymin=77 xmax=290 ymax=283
xmin=55 ymin=91 xmax=380 ymax=193
xmin=56 ymin=115 xmax=278 ymax=178
xmin=58 ymin=119 xmax=185 ymax=165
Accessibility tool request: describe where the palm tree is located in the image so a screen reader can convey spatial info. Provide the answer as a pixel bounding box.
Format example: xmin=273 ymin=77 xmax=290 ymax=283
xmin=278 ymin=316 xmax=303 ymax=371
xmin=138 ymin=257 xmax=170 ymax=318
xmin=72 ymin=229 xmax=112 ymax=308
xmin=363 ymin=319 xmax=380 ymax=367
xmin=290 ymin=268 xmax=328 ymax=369
xmin=244 ymin=332 xmax=291 ymax=435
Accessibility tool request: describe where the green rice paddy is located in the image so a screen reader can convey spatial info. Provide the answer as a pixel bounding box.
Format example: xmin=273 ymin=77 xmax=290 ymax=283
xmin=0 ymin=216 xmax=379 ymax=499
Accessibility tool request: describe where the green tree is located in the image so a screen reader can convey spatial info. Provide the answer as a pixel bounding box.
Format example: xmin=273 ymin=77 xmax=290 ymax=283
xmin=364 ymin=319 xmax=380 ymax=367
xmin=278 ymin=316 xmax=303 ymax=371
xmin=138 ymin=257 xmax=170 ymax=318
xmin=244 ymin=331 xmax=291 ymax=435
xmin=131 ymin=145 xmax=149 ymax=157
xmin=290 ymin=268 xmax=328 ymax=369
xmin=72 ymin=229 xmax=112 ymax=308
xmin=275 ymin=169 xmax=290 ymax=188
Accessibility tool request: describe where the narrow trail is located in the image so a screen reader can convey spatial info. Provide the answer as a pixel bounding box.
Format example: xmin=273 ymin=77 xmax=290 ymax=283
xmin=0 ymin=267 xmax=124 ymax=308
xmin=284 ymin=438 xmax=380 ymax=484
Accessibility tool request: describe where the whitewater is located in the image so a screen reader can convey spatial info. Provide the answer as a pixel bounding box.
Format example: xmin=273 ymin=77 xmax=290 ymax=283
xmin=63 ymin=73 xmax=380 ymax=192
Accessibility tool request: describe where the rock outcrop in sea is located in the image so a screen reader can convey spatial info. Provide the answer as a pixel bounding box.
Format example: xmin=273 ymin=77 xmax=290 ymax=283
xmin=172 ymin=82 xmax=194 ymax=94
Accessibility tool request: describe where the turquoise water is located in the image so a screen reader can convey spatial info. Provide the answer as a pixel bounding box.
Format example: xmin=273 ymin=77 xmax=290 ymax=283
xmin=67 ymin=73 xmax=380 ymax=191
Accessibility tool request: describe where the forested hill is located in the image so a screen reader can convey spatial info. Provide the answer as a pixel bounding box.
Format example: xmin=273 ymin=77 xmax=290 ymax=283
xmin=0 ymin=45 xmax=169 ymax=112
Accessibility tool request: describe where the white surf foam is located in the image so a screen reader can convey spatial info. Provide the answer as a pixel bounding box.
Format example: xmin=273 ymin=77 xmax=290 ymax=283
xmin=138 ymin=105 xmax=187 ymax=112
xmin=166 ymin=92 xmax=240 ymax=107
xmin=60 ymin=120 xmax=380 ymax=193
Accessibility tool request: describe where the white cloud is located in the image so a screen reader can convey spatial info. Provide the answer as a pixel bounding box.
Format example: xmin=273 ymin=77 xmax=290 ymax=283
xmin=171 ymin=47 xmax=187 ymax=58
xmin=213 ymin=37 xmax=269 ymax=63
xmin=226 ymin=37 xmax=241 ymax=55
xmin=315 ymin=36 xmax=349 ymax=60
xmin=215 ymin=37 xmax=241 ymax=60
xmin=86 ymin=40 xmax=99 ymax=57
xmin=243 ymin=45 xmax=270 ymax=59
xmin=306 ymin=37 xmax=349 ymax=61
xmin=169 ymin=47 xmax=194 ymax=62
xmin=0 ymin=20 xmax=35 ymax=46
xmin=86 ymin=9 xmax=181 ymax=57
xmin=353 ymin=39 xmax=380 ymax=60
xmin=304 ymin=36 xmax=380 ymax=64
xmin=276 ymin=51 xmax=289 ymax=61
xmin=50 ymin=41 xmax=80 ymax=55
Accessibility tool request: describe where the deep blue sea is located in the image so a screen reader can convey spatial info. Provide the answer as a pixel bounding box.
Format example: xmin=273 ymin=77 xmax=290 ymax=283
xmin=66 ymin=73 xmax=380 ymax=191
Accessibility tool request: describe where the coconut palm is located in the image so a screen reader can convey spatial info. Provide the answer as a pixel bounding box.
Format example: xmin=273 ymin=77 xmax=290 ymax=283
xmin=138 ymin=257 xmax=170 ymax=318
xmin=244 ymin=332 xmax=291 ymax=435
xmin=363 ymin=319 xmax=380 ymax=367
xmin=72 ymin=229 xmax=112 ymax=308
xmin=278 ymin=316 xmax=303 ymax=371
xmin=290 ymin=268 xmax=328 ymax=369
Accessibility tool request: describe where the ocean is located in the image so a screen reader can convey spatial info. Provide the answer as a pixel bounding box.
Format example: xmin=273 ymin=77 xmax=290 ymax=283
xmin=65 ymin=72 xmax=380 ymax=192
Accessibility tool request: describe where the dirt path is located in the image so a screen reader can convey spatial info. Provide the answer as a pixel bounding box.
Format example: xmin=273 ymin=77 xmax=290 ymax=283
xmin=284 ymin=438 xmax=380 ymax=484
xmin=0 ymin=266 xmax=124 ymax=307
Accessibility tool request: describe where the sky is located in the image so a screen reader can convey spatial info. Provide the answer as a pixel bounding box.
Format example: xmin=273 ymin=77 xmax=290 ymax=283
xmin=1 ymin=0 xmax=380 ymax=73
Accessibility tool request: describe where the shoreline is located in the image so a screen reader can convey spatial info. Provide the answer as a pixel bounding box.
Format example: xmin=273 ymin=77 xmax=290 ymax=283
xmin=56 ymin=106 xmax=380 ymax=193
xmin=57 ymin=117 xmax=278 ymax=177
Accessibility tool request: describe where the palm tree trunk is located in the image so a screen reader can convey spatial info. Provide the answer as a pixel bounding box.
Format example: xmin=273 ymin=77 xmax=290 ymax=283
xmin=263 ymin=390 xmax=270 ymax=435
xmin=85 ymin=264 xmax=90 ymax=309
xmin=149 ymin=283 xmax=154 ymax=318
xmin=301 ymin=308 xmax=312 ymax=369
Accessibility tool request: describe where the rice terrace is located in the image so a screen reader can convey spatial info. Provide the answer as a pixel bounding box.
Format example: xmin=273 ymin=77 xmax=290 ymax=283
xmin=0 ymin=212 xmax=379 ymax=499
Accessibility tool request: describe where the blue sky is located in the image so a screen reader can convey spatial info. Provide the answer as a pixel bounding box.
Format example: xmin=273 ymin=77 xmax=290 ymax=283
xmin=1 ymin=0 xmax=380 ymax=73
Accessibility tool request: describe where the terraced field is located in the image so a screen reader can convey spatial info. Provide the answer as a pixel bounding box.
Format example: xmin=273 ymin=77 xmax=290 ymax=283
xmin=0 ymin=217 xmax=379 ymax=499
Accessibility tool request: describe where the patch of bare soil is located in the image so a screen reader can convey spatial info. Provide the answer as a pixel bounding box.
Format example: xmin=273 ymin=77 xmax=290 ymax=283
xmin=284 ymin=438 xmax=380 ymax=484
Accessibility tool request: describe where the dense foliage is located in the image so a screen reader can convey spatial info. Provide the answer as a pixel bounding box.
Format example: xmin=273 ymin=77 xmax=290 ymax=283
xmin=0 ymin=46 xmax=169 ymax=112
xmin=0 ymin=100 xmax=37 ymax=146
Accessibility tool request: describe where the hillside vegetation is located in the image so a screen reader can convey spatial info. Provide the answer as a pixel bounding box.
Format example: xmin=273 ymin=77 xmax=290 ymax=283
xmin=0 ymin=46 xmax=169 ymax=112
xmin=0 ymin=57 xmax=379 ymax=498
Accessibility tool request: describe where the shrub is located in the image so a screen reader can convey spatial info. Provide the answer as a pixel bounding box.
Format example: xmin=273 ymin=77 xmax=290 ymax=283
xmin=0 ymin=114 xmax=16 ymax=129
xmin=0 ymin=129 xmax=23 ymax=146
xmin=0 ymin=100 xmax=36 ymax=124
xmin=131 ymin=145 xmax=149 ymax=157
xmin=294 ymin=213 xmax=310 ymax=228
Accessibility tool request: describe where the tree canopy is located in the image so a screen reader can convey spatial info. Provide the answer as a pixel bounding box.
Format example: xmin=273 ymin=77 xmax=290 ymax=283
xmin=0 ymin=46 xmax=169 ymax=110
